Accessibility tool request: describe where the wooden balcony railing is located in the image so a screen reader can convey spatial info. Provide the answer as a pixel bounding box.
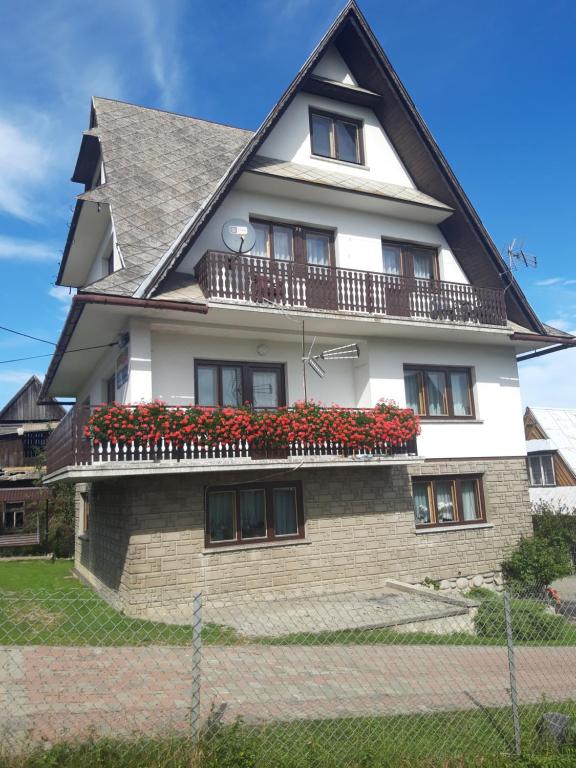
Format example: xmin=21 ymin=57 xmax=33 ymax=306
xmin=46 ymin=405 xmax=91 ymax=475
xmin=45 ymin=405 xmax=417 ymax=474
xmin=196 ymin=251 xmax=507 ymax=326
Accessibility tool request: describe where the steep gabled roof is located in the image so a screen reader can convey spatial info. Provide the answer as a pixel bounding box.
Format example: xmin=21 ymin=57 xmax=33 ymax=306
xmin=58 ymin=98 xmax=253 ymax=296
xmin=0 ymin=376 xmax=65 ymax=424
xmin=136 ymin=1 xmax=544 ymax=333
xmin=58 ymin=1 xmax=548 ymax=334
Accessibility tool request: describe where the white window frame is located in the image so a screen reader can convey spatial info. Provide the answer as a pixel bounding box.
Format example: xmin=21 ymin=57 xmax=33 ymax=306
xmin=528 ymin=454 xmax=556 ymax=487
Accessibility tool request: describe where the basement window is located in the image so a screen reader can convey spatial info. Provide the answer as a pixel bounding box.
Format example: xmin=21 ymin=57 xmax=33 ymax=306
xmin=413 ymin=475 xmax=485 ymax=529
xmin=205 ymin=482 xmax=304 ymax=547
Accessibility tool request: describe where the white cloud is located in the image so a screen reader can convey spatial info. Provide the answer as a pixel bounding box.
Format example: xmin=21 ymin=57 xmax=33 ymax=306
xmin=519 ymin=349 xmax=576 ymax=408
xmin=535 ymin=277 xmax=576 ymax=288
xmin=0 ymin=236 xmax=59 ymax=261
xmin=49 ymin=285 xmax=74 ymax=302
xmin=544 ymin=318 xmax=572 ymax=332
xmin=128 ymin=0 xmax=184 ymax=109
xmin=0 ymin=116 xmax=52 ymax=221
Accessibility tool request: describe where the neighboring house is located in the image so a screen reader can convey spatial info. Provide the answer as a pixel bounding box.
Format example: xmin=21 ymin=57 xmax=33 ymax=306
xmin=0 ymin=376 xmax=64 ymax=548
xmin=41 ymin=2 xmax=575 ymax=614
xmin=524 ymin=407 xmax=576 ymax=510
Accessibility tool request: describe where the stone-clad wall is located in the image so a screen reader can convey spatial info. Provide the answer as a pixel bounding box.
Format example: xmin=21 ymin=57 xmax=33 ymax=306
xmin=74 ymin=458 xmax=532 ymax=614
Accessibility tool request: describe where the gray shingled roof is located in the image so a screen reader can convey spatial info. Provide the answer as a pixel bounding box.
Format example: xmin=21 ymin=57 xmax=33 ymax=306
xmin=246 ymin=155 xmax=453 ymax=212
xmin=80 ymin=98 xmax=253 ymax=296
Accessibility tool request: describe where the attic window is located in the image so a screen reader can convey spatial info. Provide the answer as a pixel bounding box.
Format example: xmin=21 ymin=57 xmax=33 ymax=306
xmin=310 ymin=109 xmax=364 ymax=165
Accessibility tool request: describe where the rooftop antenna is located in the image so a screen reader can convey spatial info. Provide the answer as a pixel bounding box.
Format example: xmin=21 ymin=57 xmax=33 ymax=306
xmin=500 ymin=238 xmax=537 ymax=292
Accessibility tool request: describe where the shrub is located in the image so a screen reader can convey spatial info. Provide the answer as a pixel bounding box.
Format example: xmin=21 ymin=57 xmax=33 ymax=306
xmin=474 ymin=592 xmax=571 ymax=642
xmin=502 ymin=536 xmax=572 ymax=590
xmin=533 ymin=507 xmax=576 ymax=561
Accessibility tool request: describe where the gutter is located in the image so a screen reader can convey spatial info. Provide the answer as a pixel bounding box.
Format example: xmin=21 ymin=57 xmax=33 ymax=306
xmin=511 ymin=331 xmax=576 ymax=363
xmin=38 ymin=293 xmax=208 ymax=403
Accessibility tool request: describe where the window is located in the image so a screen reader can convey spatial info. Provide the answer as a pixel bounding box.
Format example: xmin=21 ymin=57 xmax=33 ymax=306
xmin=310 ymin=110 xmax=364 ymax=165
xmin=381 ymin=241 xmax=438 ymax=281
xmin=528 ymin=454 xmax=556 ymax=486
xmin=195 ymin=360 xmax=285 ymax=409
xmin=205 ymin=482 xmax=303 ymax=547
xmin=80 ymin=492 xmax=90 ymax=536
xmin=404 ymin=366 xmax=474 ymax=419
xmin=250 ymin=219 xmax=334 ymax=267
xmin=413 ymin=476 xmax=485 ymax=528
xmin=3 ymin=503 xmax=24 ymax=531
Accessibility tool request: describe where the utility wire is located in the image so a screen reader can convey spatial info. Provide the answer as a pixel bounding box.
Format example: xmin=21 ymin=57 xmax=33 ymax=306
xmin=0 ymin=342 xmax=118 ymax=365
xmin=0 ymin=325 xmax=57 ymax=346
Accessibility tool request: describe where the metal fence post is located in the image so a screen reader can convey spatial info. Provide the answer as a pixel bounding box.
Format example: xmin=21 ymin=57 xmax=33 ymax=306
xmin=191 ymin=592 xmax=203 ymax=742
xmin=503 ymin=590 xmax=522 ymax=756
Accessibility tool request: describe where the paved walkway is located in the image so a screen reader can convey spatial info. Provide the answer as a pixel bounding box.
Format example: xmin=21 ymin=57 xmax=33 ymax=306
xmin=1 ymin=643 xmax=576 ymax=748
xmin=204 ymin=587 xmax=472 ymax=636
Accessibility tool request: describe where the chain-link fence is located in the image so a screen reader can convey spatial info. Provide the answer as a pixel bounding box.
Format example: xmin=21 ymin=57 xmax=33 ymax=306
xmin=1 ymin=581 xmax=576 ymax=767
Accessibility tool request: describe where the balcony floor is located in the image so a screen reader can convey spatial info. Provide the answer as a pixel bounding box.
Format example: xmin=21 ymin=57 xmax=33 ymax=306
xmin=43 ymin=452 xmax=423 ymax=484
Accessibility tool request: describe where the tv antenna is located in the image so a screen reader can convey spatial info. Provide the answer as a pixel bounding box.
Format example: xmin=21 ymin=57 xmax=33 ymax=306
xmin=221 ymin=219 xmax=256 ymax=254
xmin=303 ymin=337 xmax=360 ymax=379
xmin=499 ymin=238 xmax=537 ymax=292
xmin=506 ymin=239 xmax=537 ymax=271
xmin=258 ymin=299 xmax=360 ymax=401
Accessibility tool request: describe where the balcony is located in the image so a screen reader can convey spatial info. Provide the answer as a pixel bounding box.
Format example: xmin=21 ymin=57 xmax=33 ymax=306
xmin=196 ymin=251 xmax=507 ymax=326
xmin=44 ymin=403 xmax=420 ymax=481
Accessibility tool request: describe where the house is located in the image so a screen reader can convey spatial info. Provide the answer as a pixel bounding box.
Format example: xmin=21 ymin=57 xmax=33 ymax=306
xmin=524 ymin=407 xmax=576 ymax=510
xmin=40 ymin=2 xmax=575 ymax=614
xmin=0 ymin=376 xmax=64 ymax=548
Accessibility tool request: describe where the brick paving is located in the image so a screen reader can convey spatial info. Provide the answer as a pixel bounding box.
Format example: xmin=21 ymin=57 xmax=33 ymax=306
xmin=1 ymin=643 xmax=576 ymax=747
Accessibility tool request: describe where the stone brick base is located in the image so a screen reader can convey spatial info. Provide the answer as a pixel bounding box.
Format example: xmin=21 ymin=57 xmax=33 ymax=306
xmin=74 ymin=457 xmax=531 ymax=616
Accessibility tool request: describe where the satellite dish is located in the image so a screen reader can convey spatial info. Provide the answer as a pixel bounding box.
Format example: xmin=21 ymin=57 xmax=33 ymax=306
xmin=222 ymin=219 xmax=256 ymax=254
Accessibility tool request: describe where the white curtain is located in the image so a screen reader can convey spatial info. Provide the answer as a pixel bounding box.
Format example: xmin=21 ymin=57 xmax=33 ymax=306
xmin=240 ymin=490 xmax=266 ymax=539
xmin=251 ymin=223 xmax=269 ymax=259
xmin=461 ymin=480 xmax=478 ymax=521
xmin=273 ymin=488 xmax=297 ymax=535
xmin=306 ymin=234 xmax=329 ymax=266
xmin=222 ymin=367 xmax=241 ymax=407
xmin=197 ymin=366 xmax=218 ymax=406
xmin=413 ymin=484 xmax=431 ymax=524
xmin=208 ymin=492 xmax=235 ymax=542
xmin=404 ymin=371 xmax=421 ymax=414
xmin=382 ymin=246 xmax=401 ymax=275
xmin=435 ymin=481 xmax=454 ymax=522
xmin=450 ymin=372 xmax=471 ymax=416
xmin=425 ymin=371 xmax=447 ymax=416
xmin=413 ymin=251 xmax=434 ymax=279
xmin=273 ymin=226 xmax=293 ymax=261
xmin=252 ymin=371 xmax=278 ymax=409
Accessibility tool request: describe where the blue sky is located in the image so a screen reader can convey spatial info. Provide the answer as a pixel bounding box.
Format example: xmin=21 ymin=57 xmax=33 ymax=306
xmin=0 ymin=0 xmax=575 ymax=408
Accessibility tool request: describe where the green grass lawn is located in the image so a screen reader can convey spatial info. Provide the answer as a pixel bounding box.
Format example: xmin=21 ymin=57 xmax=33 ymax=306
xmin=1 ymin=560 xmax=576 ymax=647
xmin=0 ymin=559 xmax=238 ymax=646
xmin=2 ymin=705 xmax=575 ymax=768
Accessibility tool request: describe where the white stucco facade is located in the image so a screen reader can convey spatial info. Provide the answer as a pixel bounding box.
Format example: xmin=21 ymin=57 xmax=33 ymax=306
xmin=177 ymin=188 xmax=467 ymax=284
